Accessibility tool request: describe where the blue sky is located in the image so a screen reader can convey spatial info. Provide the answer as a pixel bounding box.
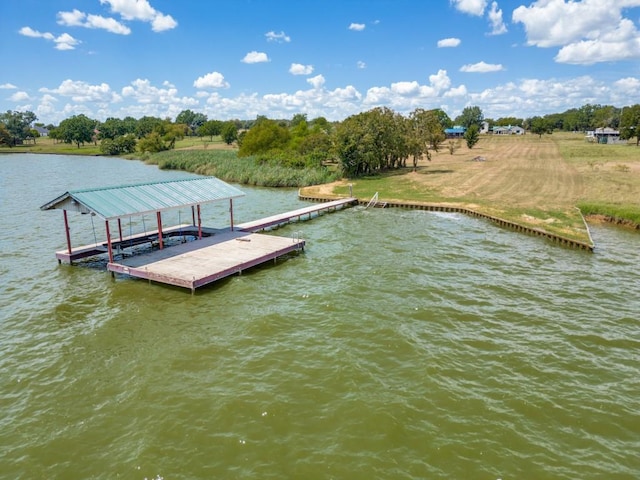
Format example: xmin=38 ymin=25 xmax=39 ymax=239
xmin=1 ymin=0 xmax=640 ymax=125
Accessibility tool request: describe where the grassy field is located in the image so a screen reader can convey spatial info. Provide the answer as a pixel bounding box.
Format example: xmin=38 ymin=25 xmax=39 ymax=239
xmin=301 ymin=133 xmax=640 ymax=242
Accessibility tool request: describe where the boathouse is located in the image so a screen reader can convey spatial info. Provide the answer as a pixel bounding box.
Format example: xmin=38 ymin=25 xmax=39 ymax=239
xmin=40 ymin=177 xmax=309 ymax=292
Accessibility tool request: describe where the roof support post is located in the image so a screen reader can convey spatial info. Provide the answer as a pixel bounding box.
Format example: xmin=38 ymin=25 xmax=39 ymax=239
xmin=117 ymin=218 xmax=123 ymax=243
xmin=197 ymin=205 xmax=202 ymax=239
xmin=105 ymin=220 xmax=114 ymax=263
xmin=230 ymin=199 xmax=235 ymax=231
xmin=156 ymin=211 xmax=164 ymax=249
xmin=63 ymin=210 xmax=72 ymax=255
xmin=191 ymin=205 xmax=196 ymax=226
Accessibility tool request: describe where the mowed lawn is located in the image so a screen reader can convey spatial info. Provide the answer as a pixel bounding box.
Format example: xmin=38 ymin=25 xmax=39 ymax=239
xmin=305 ymin=133 xmax=640 ymax=242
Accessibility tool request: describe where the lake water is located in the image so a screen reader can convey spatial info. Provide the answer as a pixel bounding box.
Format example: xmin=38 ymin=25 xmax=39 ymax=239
xmin=1 ymin=154 xmax=638 ymax=479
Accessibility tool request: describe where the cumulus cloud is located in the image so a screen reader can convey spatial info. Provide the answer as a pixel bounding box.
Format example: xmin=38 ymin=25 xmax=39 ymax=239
xmin=450 ymin=0 xmax=488 ymax=16
xmin=19 ymin=27 xmax=81 ymax=50
xmin=122 ymin=79 xmax=197 ymax=106
xmin=349 ymin=23 xmax=366 ymax=31
xmin=290 ymin=63 xmax=314 ymax=75
xmin=40 ymin=79 xmax=121 ymax=103
xmin=193 ymin=72 xmax=230 ymax=89
xmin=99 ymin=0 xmax=177 ymax=31
xmin=242 ymin=51 xmax=269 ymax=64
xmin=265 ymin=31 xmax=290 ymax=43
xmin=512 ymin=0 xmax=640 ymax=64
xmin=10 ymin=91 xmax=30 ymax=102
xmin=0 ymin=83 xmax=17 ymax=89
xmin=437 ymin=37 xmax=461 ymax=48
xmin=460 ymin=61 xmax=504 ymax=72
xmin=487 ymin=2 xmax=507 ymax=35
xmin=307 ymin=75 xmax=325 ymax=89
xmin=57 ymin=9 xmax=131 ymax=34
xmin=357 ymin=61 xmax=367 ymax=69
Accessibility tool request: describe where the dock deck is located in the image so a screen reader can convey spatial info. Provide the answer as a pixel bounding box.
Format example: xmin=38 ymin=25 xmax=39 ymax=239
xmin=107 ymin=229 xmax=304 ymax=292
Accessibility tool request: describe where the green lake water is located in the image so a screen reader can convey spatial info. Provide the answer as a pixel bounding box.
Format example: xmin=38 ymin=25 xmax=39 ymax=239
xmin=1 ymin=154 xmax=638 ymax=479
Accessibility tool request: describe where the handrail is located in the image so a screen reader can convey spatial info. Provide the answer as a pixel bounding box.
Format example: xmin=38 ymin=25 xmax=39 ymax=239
xmin=366 ymin=192 xmax=379 ymax=209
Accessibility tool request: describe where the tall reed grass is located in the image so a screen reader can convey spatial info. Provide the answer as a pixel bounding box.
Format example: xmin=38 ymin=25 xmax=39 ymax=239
xmin=144 ymin=150 xmax=340 ymax=187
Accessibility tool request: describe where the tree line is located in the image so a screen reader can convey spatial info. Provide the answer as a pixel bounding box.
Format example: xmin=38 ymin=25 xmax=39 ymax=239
xmin=2 ymin=103 xmax=639 ymax=178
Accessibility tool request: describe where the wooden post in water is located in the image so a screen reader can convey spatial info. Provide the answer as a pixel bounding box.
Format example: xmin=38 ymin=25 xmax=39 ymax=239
xmin=230 ymin=199 xmax=235 ymax=231
xmin=105 ymin=220 xmax=114 ymax=264
xmin=63 ymin=210 xmax=72 ymax=256
xmin=197 ymin=205 xmax=202 ymax=239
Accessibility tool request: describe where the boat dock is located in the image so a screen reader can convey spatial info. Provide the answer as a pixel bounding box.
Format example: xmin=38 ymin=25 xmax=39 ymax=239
xmin=42 ymin=177 xmax=358 ymax=292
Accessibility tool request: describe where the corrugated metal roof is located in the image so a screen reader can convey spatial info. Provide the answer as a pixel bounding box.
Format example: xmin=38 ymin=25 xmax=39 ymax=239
xmin=41 ymin=177 xmax=245 ymax=220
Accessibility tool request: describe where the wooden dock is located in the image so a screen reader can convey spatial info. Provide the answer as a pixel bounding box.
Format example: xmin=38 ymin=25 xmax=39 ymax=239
xmin=58 ymin=198 xmax=358 ymax=291
xmin=107 ymin=229 xmax=304 ymax=292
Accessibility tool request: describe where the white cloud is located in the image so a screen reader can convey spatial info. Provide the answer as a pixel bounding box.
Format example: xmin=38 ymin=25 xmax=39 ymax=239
xmin=460 ymin=61 xmax=504 ymax=72
xmin=10 ymin=91 xmax=30 ymax=102
xmin=614 ymin=77 xmax=640 ymax=94
xmin=19 ymin=26 xmax=55 ymax=40
xmin=99 ymin=0 xmax=177 ymax=31
xmin=265 ymin=31 xmax=290 ymax=43
xmin=349 ymin=23 xmax=366 ymax=31
xmin=290 ymin=63 xmax=314 ymax=75
xmin=242 ymin=51 xmax=270 ymax=64
xmin=0 ymin=83 xmax=17 ymax=89
xmin=193 ymin=72 xmax=230 ymax=89
xmin=40 ymin=79 xmax=121 ymax=103
xmin=437 ymin=37 xmax=461 ymax=48
xmin=512 ymin=0 xmax=640 ymax=64
xmin=487 ymin=2 xmax=507 ymax=35
xmin=58 ymin=9 xmax=131 ymax=35
xmin=121 ymin=79 xmax=197 ymax=107
xmin=20 ymin=27 xmax=81 ymax=50
xmin=357 ymin=61 xmax=367 ymax=69
xmin=307 ymin=75 xmax=325 ymax=89
xmin=450 ymin=0 xmax=488 ymax=16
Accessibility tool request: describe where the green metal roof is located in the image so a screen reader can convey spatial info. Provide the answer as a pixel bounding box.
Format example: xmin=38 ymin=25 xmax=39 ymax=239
xmin=40 ymin=177 xmax=245 ymax=220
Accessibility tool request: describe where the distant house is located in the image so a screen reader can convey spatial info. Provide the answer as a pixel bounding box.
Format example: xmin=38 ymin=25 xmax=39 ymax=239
xmin=444 ymin=126 xmax=466 ymax=138
xmin=34 ymin=126 xmax=49 ymax=137
xmin=586 ymin=127 xmax=623 ymax=144
xmin=480 ymin=121 xmax=490 ymax=134
xmin=492 ymin=125 xmax=525 ymax=135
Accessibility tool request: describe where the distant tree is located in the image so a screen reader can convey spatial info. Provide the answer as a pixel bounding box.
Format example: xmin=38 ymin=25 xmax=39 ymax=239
xmin=176 ymin=109 xmax=207 ymax=135
xmin=238 ymin=118 xmax=290 ymax=156
xmin=0 ymin=123 xmax=12 ymax=146
xmin=593 ymin=105 xmax=618 ymax=129
xmin=197 ymin=120 xmax=223 ymax=140
xmin=57 ymin=114 xmax=97 ymax=148
xmin=0 ymin=110 xmax=37 ymax=146
xmin=495 ymin=116 xmax=523 ymax=127
xmin=220 ymin=121 xmax=238 ymax=145
xmin=464 ymin=124 xmax=480 ymax=149
xmin=137 ymin=132 xmax=169 ymax=153
xmin=431 ymin=108 xmax=454 ymax=129
xmin=100 ymin=134 xmax=137 ymax=155
xmin=528 ymin=116 xmax=554 ymax=138
xmin=135 ymin=116 xmax=163 ymax=138
xmin=620 ymin=104 xmax=640 ymax=146
xmin=98 ymin=117 xmax=127 ymax=140
xmin=455 ymin=106 xmax=484 ymax=129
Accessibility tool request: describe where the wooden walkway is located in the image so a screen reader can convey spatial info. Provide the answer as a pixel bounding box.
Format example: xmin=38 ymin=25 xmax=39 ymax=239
xmin=237 ymin=197 xmax=357 ymax=232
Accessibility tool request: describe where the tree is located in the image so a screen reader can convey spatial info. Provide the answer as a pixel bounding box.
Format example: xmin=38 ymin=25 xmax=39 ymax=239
xmin=135 ymin=116 xmax=163 ymax=138
xmin=464 ymin=124 xmax=480 ymax=149
xmin=98 ymin=117 xmax=127 ymax=140
xmin=176 ymin=109 xmax=207 ymax=135
xmin=100 ymin=134 xmax=137 ymax=155
xmin=455 ymin=106 xmax=484 ymax=129
xmin=528 ymin=116 xmax=553 ymax=138
xmin=57 ymin=114 xmax=97 ymax=148
xmin=620 ymin=104 xmax=640 ymax=146
xmin=0 ymin=110 xmax=37 ymax=146
xmin=197 ymin=120 xmax=223 ymax=140
xmin=0 ymin=123 xmax=12 ymax=146
xmin=220 ymin=121 xmax=238 ymax=145
xmin=238 ymin=118 xmax=290 ymax=156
